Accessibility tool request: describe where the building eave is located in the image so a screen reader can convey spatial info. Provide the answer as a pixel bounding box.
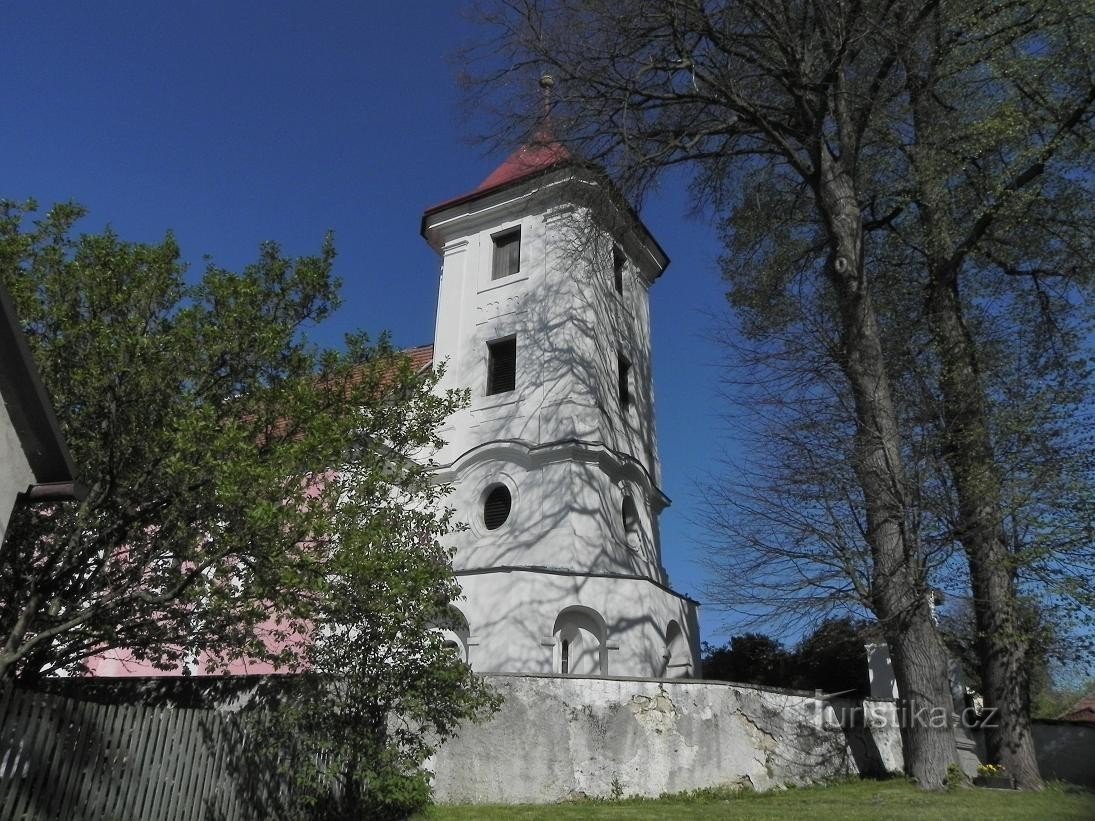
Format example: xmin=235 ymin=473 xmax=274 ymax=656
xmin=0 ymin=282 xmax=79 ymax=490
xmin=421 ymin=159 xmax=670 ymax=280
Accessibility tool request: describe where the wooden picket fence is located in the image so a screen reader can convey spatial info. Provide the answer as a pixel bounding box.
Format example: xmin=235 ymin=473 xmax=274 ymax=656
xmin=0 ymin=684 xmax=272 ymax=821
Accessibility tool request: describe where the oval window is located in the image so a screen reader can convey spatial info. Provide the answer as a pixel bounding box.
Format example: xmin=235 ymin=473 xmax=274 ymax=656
xmin=483 ymin=485 xmax=512 ymax=530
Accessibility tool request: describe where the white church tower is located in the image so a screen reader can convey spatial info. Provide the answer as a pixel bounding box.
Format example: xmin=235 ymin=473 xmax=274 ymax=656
xmin=420 ymin=131 xmax=700 ymax=678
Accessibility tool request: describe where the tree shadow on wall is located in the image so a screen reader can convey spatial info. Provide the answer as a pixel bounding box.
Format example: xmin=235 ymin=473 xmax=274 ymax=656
xmin=202 ymin=678 xmax=323 ymax=821
xmin=0 ymin=684 xmax=117 ymax=820
xmin=442 ymin=200 xmax=696 ymax=677
xmin=699 ymin=682 xmax=898 ymax=789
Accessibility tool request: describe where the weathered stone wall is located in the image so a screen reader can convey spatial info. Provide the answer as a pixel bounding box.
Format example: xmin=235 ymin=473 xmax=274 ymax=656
xmin=429 ymin=673 xmax=903 ymax=804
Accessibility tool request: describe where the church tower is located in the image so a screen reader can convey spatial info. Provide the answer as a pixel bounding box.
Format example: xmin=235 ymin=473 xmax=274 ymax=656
xmin=421 ymin=135 xmax=699 ymax=677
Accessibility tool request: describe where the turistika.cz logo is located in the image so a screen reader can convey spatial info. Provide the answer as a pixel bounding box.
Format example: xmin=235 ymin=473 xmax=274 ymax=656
xmin=806 ymin=690 xmax=998 ymax=729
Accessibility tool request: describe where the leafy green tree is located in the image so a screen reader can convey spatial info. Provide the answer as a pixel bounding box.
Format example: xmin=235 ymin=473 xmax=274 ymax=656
xmin=842 ymin=1 xmax=1095 ymax=787
xmin=703 ymin=619 xmax=880 ymax=697
xmin=791 ymin=618 xmax=880 ymax=698
xmin=1 ymin=200 xmax=353 ymax=676
xmin=243 ymin=485 xmax=498 ymax=820
xmin=1032 ymin=677 xmax=1095 ymax=721
xmin=941 ymin=600 xmax=1092 ymax=723
xmin=701 ymin=633 xmax=791 ymax=687
xmin=0 ymin=199 xmax=498 ymax=812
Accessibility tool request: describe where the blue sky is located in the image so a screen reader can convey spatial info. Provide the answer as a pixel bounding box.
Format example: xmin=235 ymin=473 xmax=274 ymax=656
xmin=2 ymin=3 xmax=738 ymax=643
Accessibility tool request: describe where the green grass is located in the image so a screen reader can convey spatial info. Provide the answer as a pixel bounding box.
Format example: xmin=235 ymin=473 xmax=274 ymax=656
xmin=423 ymin=778 xmax=1095 ymax=820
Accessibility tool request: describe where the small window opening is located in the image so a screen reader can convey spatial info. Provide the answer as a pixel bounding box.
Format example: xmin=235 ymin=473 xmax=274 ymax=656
xmin=612 ymin=244 xmax=625 ymax=294
xmin=483 ymin=484 xmax=512 ymax=530
xmin=487 ymin=336 xmax=517 ymax=395
xmin=561 ymin=639 xmax=570 ymax=674
xmin=618 ymin=352 xmax=631 ymax=410
xmin=492 ymin=227 xmax=521 ymax=280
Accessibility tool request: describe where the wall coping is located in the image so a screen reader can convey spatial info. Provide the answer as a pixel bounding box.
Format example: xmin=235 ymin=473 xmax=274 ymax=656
xmin=43 ymin=671 xmax=899 ymax=709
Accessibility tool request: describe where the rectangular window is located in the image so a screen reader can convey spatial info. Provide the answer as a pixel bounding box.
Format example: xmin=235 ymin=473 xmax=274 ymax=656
xmin=487 ymin=336 xmax=517 ymax=395
xmin=618 ymin=352 xmax=631 ymax=410
xmin=612 ymin=244 xmax=625 ymax=294
xmin=492 ymin=227 xmax=521 ymax=280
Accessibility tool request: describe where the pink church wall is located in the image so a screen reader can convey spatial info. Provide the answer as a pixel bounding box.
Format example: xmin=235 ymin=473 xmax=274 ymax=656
xmin=85 ymin=613 xmax=298 ymax=677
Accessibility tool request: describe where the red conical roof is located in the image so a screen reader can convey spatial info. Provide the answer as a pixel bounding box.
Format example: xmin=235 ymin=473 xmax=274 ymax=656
xmin=420 ymin=136 xmax=669 ymax=277
xmin=474 ymin=136 xmax=571 ymax=193
xmin=423 ymin=133 xmax=572 ymax=218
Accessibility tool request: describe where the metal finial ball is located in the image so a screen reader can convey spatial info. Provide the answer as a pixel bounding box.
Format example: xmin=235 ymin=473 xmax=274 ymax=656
xmin=539 ymin=74 xmax=555 ymax=89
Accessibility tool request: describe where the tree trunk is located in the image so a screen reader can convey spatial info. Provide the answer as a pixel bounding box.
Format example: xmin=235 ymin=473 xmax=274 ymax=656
xmin=925 ymin=270 xmax=1043 ymax=790
xmin=816 ymin=159 xmax=960 ymax=788
xmin=887 ymin=603 xmax=966 ymax=786
xmin=899 ymin=21 xmax=1043 ymax=788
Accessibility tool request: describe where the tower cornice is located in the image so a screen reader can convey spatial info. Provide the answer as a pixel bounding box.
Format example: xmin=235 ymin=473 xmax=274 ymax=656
xmin=432 ymin=437 xmax=671 ymax=513
xmin=422 ymin=160 xmax=669 ymax=280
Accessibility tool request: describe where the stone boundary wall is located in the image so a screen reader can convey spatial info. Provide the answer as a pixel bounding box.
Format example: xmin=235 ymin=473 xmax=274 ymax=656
xmin=1032 ymin=720 xmax=1095 ymax=788
xmin=429 ymin=673 xmax=904 ymax=804
xmin=29 ymin=674 xmax=1095 ymax=806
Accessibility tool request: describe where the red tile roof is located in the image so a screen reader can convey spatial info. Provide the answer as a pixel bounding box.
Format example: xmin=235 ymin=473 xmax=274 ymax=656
xmin=256 ymin=345 xmax=435 ymax=445
xmin=419 ymin=135 xmax=670 ymax=277
xmin=423 ymin=135 xmax=572 ymax=217
xmin=474 ymin=138 xmax=571 ymax=193
xmin=1059 ymin=694 xmax=1095 ymax=723
xmin=404 ymin=343 xmax=434 ymax=371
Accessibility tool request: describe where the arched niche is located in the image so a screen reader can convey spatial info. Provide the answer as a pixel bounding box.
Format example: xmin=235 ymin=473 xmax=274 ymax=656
xmin=663 ymin=619 xmax=692 ymax=678
xmin=552 ymin=606 xmax=608 ymax=676
xmin=434 ymin=607 xmax=471 ymax=665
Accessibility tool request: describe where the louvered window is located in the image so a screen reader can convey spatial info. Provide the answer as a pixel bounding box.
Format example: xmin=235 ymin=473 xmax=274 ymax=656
xmin=613 ymin=244 xmax=625 ymax=294
xmin=487 ymin=336 xmax=517 ymax=395
xmin=622 ymin=495 xmax=639 ymax=544
xmin=492 ymin=227 xmax=521 ymax=280
xmin=618 ymin=352 xmax=631 ymax=410
xmin=483 ymin=484 xmax=512 ymax=530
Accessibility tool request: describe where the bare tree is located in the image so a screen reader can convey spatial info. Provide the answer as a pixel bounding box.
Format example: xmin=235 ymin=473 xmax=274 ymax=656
xmin=469 ymin=0 xmax=965 ymax=787
xmin=472 ymin=0 xmax=1095 ymax=788
xmin=888 ymin=2 xmax=1095 ymax=788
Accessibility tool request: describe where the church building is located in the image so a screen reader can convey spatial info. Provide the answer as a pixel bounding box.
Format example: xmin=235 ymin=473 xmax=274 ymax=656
xmin=418 ymin=137 xmax=700 ymax=678
xmin=86 ymin=134 xmax=700 ymax=681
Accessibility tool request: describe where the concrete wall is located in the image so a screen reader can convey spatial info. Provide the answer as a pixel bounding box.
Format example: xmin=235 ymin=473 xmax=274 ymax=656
xmin=1032 ymin=720 xmax=1095 ymax=788
xmin=429 ymin=674 xmax=903 ymax=804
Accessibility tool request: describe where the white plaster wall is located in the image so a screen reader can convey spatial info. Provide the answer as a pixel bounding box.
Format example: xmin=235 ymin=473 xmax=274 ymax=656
xmin=452 ymin=572 xmax=699 ymax=677
xmin=422 ymin=168 xmax=697 ymax=679
xmin=0 ymin=395 xmax=34 ymax=542
xmin=430 ymin=675 xmax=904 ymax=804
xmin=428 ymin=177 xmax=661 ymax=484
xmin=441 ymin=448 xmax=664 ymax=580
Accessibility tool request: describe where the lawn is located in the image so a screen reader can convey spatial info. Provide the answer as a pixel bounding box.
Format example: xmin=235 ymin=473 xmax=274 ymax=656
xmin=424 ymin=779 xmax=1095 ymax=820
